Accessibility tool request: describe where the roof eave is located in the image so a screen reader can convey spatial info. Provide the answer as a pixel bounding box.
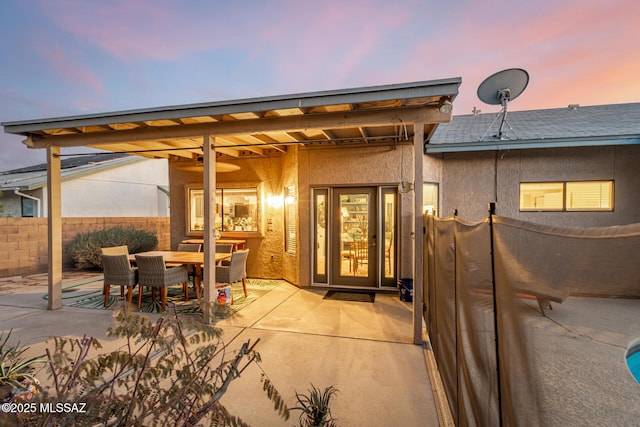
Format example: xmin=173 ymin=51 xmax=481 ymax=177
xmin=2 ymin=78 xmax=461 ymax=134
xmin=0 ymin=174 xmax=47 ymax=191
xmin=424 ymin=135 xmax=640 ymax=153
xmin=0 ymin=156 xmax=145 ymax=191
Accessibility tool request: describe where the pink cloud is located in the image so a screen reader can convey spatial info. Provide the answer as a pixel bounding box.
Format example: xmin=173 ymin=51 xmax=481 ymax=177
xmin=247 ymin=0 xmax=416 ymax=90
xmin=29 ymin=0 xmax=640 ymax=114
xmin=403 ymin=0 xmax=640 ymax=113
xmin=39 ymin=0 xmax=241 ymax=62
xmin=38 ymin=42 xmax=106 ymax=97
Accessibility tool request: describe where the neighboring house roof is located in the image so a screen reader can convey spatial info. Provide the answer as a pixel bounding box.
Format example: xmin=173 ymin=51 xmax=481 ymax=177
xmin=426 ymin=102 xmax=640 ymax=153
xmin=0 ymin=152 xmax=145 ymax=191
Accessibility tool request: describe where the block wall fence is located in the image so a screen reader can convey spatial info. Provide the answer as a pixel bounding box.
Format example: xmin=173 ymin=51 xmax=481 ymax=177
xmin=0 ymin=217 xmax=170 ymax=277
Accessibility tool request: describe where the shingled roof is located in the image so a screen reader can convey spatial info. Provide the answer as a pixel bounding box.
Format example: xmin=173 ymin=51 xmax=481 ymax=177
xmin=0 ymin=152 xmax=129 ymax=175
xmin=426 ymin=102 xmax=640 ymax=152
xmin=0 ymin=153 xmax=140 ymax=191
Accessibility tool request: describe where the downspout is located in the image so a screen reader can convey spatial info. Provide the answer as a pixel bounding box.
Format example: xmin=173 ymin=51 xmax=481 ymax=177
xmin=14 ymin=189 xmax=41 ymax=217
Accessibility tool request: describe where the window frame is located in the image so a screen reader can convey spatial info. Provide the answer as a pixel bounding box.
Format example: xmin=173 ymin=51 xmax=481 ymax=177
xmin=285 ymin=185 xmax=297 ymax=255
xmin=21 ymin=197 xmax=35 ymax=218
xmin=519 ymin=180 xmax=614 ymax=212
xmin=186 ymin=183 xmax=260 ymax=236
xmin=423 ymin=182 xmax=439 ymax=216
xmin=312 ymin=187 xmax=329 ymax=284
xmin=519 ymin=182 xmax=565 ymax=212
xmin=565 ymin=180 xmax=614 ymax=212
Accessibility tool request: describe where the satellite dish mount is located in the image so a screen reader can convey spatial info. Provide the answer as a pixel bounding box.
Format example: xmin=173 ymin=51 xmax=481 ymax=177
xmin=477 ymin=68 xmax=529 ymax=140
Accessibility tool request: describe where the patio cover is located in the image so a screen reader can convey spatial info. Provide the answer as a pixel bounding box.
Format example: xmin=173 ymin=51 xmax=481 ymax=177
xmin=2 ymin=78 xmax=461 ymax=343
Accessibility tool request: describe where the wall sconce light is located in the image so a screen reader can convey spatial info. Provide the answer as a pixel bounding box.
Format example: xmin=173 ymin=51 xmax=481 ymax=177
xmin=438 ymin=97 xmax=453 ymax=114
xmin=267 ymin=193 xmax=284 ymax=209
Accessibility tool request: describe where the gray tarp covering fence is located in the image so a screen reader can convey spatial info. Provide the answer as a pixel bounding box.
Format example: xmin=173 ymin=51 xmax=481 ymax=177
xmin=425 ymin=214 xmax=640 ymax=426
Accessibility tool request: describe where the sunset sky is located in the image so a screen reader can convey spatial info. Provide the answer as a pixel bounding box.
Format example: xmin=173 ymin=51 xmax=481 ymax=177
xmin=1 ymin=0 xmax=639 ymax=170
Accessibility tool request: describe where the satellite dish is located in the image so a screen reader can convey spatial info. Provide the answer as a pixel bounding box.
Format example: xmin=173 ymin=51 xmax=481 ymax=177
xmin=477 ymin=68 xmax=529 ymax=140
xmin=477 ymin=68 xmax=529 ymax=105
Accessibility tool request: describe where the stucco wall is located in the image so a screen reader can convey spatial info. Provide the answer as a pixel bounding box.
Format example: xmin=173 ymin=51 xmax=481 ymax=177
xmin=168 ymin=143 xmax=422 ymax=287
xmin=0 ymin=216 xmax=170 ymax=277
xmin=423 ymin=154 xmax=443 ymax=184
xmin=282 ymin=146 xmax=300 ymax=285
xmin=434 ymin=145 xmax=640 ymax=226
xmin=58 ymin=158 xmax=169 ymax=217
xmin=169 ymin=156 xmax=285 ymax=280
xmin=297 ymin=143 xmax=417 ymax=286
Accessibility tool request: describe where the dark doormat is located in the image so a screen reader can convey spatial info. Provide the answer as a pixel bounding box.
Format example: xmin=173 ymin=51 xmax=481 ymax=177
xmin=324 ymin=290 xmax=375 ymax=303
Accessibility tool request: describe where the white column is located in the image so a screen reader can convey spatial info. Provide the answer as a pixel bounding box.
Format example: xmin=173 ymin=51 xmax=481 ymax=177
xmin=203 ymin=135 xmax=217 ymax=323
xmin=47 ymin=146 xmax=62 ymax=309
xmin=413 ymin=122 xmax=425 ymax=344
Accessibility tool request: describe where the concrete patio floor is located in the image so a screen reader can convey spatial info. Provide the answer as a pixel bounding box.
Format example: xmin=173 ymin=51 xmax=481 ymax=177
xmin=0 ymin=273 xmax=443 ymax=426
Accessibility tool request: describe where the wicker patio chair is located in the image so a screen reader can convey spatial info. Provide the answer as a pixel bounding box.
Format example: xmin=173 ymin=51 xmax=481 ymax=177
xmin=175 ymin=242 xmax=202 ymax=285
xmin=216 ymin=243 xmax=234 ymax=266
xmin=135 ymin=255 xmax=189 ymax=311
xmin=100 ymin=245 xmax=129 ymax=256
xmin=178 ymin=243 xmax=202 ymax=252
xmin=101 ymin=254 xmax=138 ymax=307
xmin=101 ymin=246 xmax=130 ymax=297
xmin=215 ymin=249 xmax=249 ymax=302
xmin=215 ymin=243 xmax=234 ymax=253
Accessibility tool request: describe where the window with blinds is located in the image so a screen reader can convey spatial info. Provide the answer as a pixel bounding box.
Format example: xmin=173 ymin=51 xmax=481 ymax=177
xmin=566 ymin=181 xmax=613 ymax=211
xmin=423 ymin=182 xmax=439 ymax=215
xmin=520 ymin=182 xmax=564 ymax=211
xmin=520 ymin=181 xmax=614 ymax=212
xmin=285 ymin=185 xmax=297 ymax=254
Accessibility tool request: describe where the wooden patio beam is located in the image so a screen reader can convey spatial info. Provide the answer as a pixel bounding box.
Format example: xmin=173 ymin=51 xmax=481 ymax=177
xmin=24 ymin=107 xmax=445 ymax=149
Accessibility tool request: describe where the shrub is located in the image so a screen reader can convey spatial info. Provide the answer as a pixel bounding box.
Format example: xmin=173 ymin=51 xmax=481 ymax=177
xmin=0 ymin=330 xmax=45 ymax=391
xmin=16 ymin=306 xmax=290 ymax=426
xmin=70 ymin=226 xmax=158 ymax=269
xmin=292 ymin=384 xmax=339 ymax=427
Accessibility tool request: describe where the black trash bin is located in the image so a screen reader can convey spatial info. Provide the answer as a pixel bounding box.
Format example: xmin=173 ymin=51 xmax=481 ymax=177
xmin=399 ymin=278 xmax=413 ymax=302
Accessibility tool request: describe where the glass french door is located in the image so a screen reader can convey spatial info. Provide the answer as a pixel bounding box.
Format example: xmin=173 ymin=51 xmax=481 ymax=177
xmin=313 ymin=186 xmax=397 ymax=288
xmin=331 ymin=188 xmax=377 ymax=286
xmin=381 ymin=188 xmax=397 ymax=287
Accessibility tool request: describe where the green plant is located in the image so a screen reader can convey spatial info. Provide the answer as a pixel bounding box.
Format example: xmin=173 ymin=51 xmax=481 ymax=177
xmin=70 ymin=226 xmax=158 ymax=269
xmin=19 ymin=305 xmax=289 ymax=426
xmin=0 ymin=330 xmax=44 ymax=392
xmin=292 ymin=384 xmax=339 ymax=427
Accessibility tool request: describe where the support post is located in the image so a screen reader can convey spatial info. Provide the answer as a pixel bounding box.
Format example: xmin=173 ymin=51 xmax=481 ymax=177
xmin=203 ymin=135 xmax=217 ymax=323
xmin=453 ymin=209 xmax=460 ymax=409
xmin=488 ymin=201 xmax=503 ymax=426
xmin=47 ymin=146 xmax=62 ymax=310
xmin=413 ymin=122 xmax=425 ymax=345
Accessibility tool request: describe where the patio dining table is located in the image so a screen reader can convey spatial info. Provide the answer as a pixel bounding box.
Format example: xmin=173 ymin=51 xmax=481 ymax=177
xmin=129 ymin=251 xmax=232 ymax=300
